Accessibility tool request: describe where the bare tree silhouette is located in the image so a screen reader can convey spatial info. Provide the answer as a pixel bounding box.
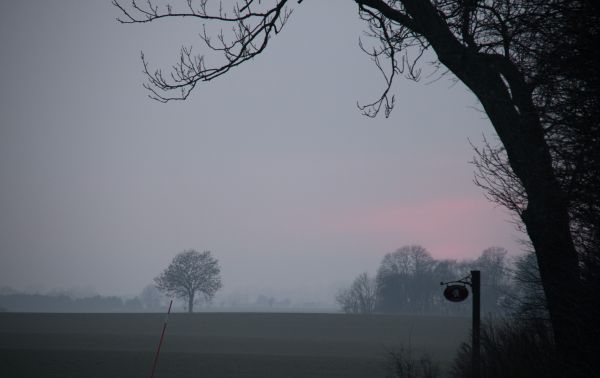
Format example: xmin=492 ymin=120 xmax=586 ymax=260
xmin=155 ymin=249 xmax=222 ymax=313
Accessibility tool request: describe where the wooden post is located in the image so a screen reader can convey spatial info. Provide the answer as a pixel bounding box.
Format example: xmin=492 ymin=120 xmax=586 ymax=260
xmin=441 ymin=271 xmax=481 ymax=377
xmin=471 ymin=270 xmax=481 ymax=378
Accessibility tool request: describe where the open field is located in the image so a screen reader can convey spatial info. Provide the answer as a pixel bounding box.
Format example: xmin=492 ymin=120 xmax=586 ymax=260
xmin=0 ymin=312 xmax=469 ymax=377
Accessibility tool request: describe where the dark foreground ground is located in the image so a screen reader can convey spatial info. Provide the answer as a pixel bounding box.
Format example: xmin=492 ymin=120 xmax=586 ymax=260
xmin=0 ymin=312 xmax=468 ymax=378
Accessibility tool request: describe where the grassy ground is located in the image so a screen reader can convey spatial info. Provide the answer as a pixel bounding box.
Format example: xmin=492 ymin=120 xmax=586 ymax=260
xmin=0 ymin=312 xmax=469 ymax=377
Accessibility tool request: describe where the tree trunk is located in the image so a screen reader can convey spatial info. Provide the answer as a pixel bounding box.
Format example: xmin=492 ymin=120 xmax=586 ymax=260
xmin=387 ymin=2 xmax=590 ymax=373
xmin=436 ymin=47 xmax=589 ymax=377
xmin=188 ymin=292 xmax=194 ymax=313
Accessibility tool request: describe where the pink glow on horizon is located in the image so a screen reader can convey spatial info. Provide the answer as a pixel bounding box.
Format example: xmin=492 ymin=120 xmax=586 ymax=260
xmin=325 ymin=197 xmax=521 ymax=260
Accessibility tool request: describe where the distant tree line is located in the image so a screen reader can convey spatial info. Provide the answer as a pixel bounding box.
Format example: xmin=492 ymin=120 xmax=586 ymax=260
xmin=0 ymin=284 xmax=166 ymax=313
xmin=0 ymin=249 xmax=224 ymax=314
xmin=0 ymin=293 xmax=139 ymax=313
xmin=336 ymin=245 xmax=533 ymax=317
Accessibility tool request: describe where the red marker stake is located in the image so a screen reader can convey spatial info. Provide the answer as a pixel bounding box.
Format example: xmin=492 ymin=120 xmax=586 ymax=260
xmin=150 ymin=299 xmax=173 ymax=378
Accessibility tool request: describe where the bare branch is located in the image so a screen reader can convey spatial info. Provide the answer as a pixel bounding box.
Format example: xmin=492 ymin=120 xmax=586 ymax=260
xmin=356 ymin=3 xmax=429 ymax=118
xmin=114 ymin=0 xmax=293 ymax=101
xmin=470 ymin=136 xmax=526 ymax=218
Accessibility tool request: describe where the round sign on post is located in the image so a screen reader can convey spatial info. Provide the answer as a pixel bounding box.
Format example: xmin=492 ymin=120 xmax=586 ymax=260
xmin=443 ymin=284 xmax=469 ymax=302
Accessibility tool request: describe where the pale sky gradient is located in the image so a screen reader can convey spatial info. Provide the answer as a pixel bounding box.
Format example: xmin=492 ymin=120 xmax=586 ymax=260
xmin=0 ymin=0 xmax=523 ymax=302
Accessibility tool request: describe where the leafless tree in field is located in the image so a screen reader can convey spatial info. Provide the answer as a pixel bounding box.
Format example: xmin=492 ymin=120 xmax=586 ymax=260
xmin=336 ymin=272 xmax=378 ymax=314
xmin=155 ymin=249 xmax=222 ymax=312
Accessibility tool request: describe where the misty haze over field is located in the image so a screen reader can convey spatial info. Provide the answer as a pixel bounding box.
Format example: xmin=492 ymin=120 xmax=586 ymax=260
xmin=0 ymin=0 xmax=520 ymax=303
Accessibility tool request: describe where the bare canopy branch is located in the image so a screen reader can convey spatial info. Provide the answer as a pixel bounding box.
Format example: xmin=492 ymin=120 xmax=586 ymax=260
xmin=470 ymin=136 xmax=526 ymax=217
xmin=113 ymin=0 xmax=293 ymax=102
xmin=355 ymin=0 xmax=427 ymax=117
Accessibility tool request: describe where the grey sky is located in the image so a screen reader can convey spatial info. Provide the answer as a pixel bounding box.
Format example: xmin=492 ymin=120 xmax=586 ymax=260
xmin=0 ymin=0 xmax=521 ymax=301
